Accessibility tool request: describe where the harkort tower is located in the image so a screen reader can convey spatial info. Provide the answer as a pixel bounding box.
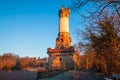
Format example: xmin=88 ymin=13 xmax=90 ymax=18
xmin=47 ymin=6 xmax=80 ymax=70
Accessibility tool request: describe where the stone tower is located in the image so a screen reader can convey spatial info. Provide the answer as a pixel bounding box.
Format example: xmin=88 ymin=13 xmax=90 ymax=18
xmin=56 ymin=6 xmax=71 ymax=49
xmin=47 ymin=6 xmax=80 ymax=70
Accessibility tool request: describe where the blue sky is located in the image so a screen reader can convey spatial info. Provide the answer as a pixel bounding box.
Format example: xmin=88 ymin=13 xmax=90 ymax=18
xmin=0 ymin=0 xmax=83 ymax=58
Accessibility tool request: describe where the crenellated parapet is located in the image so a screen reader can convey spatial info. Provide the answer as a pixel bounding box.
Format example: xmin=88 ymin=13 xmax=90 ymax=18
xmin=59 ymin=6 xmax=70 ymax=18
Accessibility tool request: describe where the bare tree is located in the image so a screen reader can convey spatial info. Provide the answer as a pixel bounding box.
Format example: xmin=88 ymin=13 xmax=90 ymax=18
xmin=89 ymin=14 xmax=119 ymax=76
xmin=71 ymin=0 xmax=120 ymax=18
xmin=2 ymin=53 xmax=17 ymax=71
xmin=0 ymin=56 xmax=4 ymax=70
xmin=19 ymin=57 xmax=30 ymax=69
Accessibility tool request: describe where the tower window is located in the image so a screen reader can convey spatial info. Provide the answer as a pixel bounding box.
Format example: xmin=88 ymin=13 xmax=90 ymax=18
xmin=59 ymin=58 xmax=62 ymax=61
xmin=61 ymin=39 xmax=63 ymax=43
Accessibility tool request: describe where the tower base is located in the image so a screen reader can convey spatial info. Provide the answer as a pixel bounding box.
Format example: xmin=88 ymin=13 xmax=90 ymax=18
xmin=47 ymin=46 xmax=80 ymax=70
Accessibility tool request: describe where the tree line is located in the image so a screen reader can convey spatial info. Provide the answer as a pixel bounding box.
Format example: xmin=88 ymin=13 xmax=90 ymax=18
xmin=71 ymin=0 xmax=120 ymax=77
xmin=0 ymin=53 xmax=47 ymax=71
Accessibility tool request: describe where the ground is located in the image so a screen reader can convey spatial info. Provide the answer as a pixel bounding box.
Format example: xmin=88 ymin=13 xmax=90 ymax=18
xmin=41 ymin=70 xmax=104 ymax=80
xmin=0 ymin=70 xmax=104 ymax=80
xmin=0 ymin=71 xmax=37 ymax=80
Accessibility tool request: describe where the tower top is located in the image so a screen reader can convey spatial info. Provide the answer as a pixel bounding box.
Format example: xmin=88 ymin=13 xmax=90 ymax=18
xmin=59 ymin=6 xmax=70 ymax=17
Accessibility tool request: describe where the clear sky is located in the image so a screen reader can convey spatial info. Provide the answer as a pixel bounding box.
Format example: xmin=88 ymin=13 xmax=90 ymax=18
xmin=0 ymin=0 xmax=83 ymax=58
